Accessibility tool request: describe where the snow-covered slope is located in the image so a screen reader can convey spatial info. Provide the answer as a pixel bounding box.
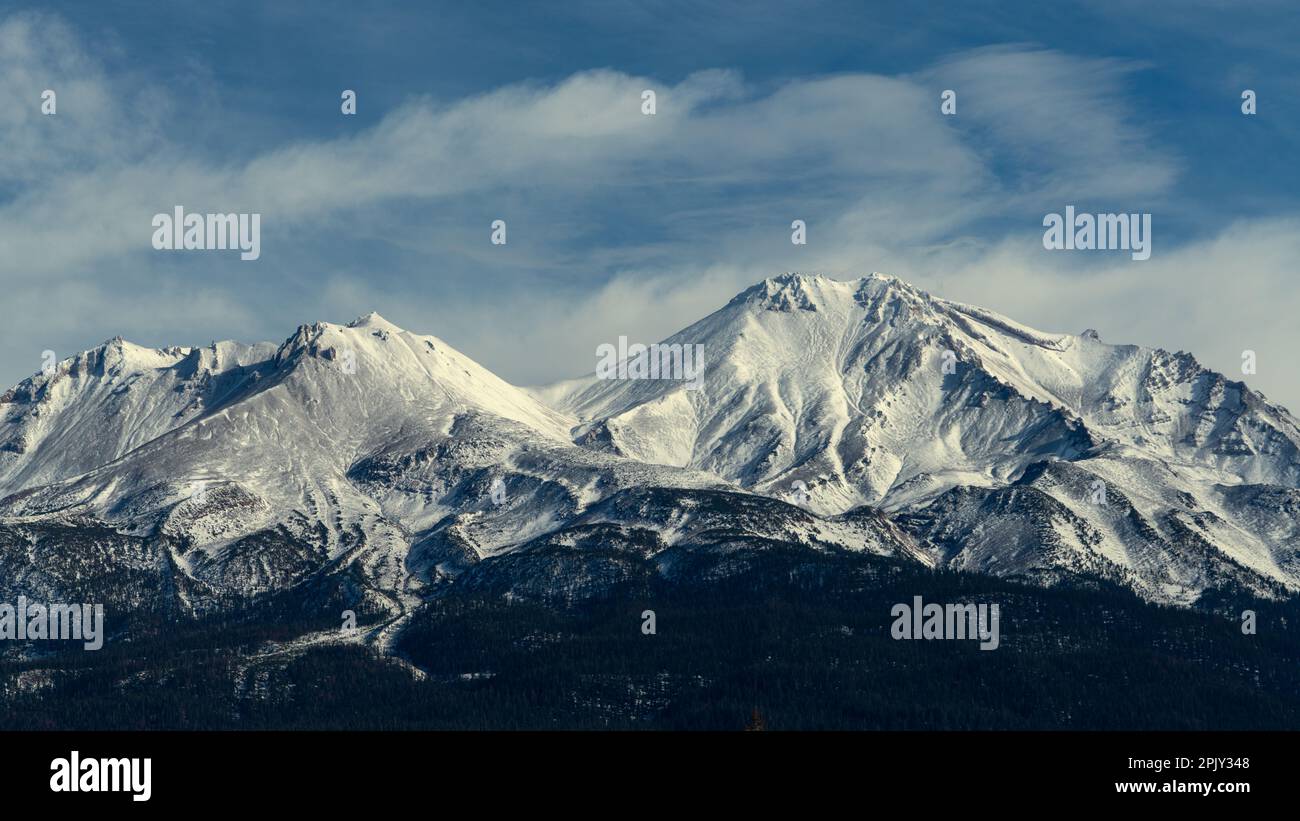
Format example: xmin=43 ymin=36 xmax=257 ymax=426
xmin=542 ymin=272 xmax=1300 ymax=603
xmin=0 ymin=308 xmax=920 ymax=623
xmin=2 ymin=273 xmax=1297 ymax=619
xmin=548 ymin=273 xmax=1300 ymax=512
xmin=0 ymin=337 xmax=277 ymax=495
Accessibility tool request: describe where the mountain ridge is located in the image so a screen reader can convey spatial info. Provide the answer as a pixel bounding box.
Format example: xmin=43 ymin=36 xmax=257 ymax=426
xmin=1 ymin=272 xmax=1297 ymax=618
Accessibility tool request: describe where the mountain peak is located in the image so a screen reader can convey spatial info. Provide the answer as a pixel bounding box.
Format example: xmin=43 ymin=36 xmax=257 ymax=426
xmin=346 ymin=311 xmax=403 ymax=331
xmin=731 ymin=271 xmax=934 ymax=316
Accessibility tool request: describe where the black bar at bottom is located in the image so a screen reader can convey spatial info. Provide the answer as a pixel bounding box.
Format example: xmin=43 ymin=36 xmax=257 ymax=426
xmin=0 ymin=730 xmax=1278 ymax=808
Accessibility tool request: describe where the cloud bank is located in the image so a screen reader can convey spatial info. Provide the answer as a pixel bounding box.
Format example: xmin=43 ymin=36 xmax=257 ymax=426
xmin=1 ymin=10 xmax=1294 ymax=412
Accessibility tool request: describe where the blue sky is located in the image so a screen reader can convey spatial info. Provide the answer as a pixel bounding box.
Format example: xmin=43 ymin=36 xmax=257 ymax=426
xmin=2 ymin=1 xmax=1299 ymax=408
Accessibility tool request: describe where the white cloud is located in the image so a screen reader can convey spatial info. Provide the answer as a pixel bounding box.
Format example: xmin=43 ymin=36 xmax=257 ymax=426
xmin=2 ymin=11 xmax=1292 ymax=414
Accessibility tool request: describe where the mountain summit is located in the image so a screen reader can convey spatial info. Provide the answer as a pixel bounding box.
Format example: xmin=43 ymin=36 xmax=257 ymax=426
xmin=2 ymin=273 xmax=1298 ymax=616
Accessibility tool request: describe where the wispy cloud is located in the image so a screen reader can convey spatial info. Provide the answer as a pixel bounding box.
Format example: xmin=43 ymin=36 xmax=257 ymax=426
xmin=0 ymin=9 xmax=1294 ymax=413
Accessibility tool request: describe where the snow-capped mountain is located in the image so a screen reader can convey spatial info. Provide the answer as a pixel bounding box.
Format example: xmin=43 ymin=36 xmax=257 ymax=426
xmin=1 ymin=273 xmax=1297 ymax=622
xmin=547 ymin=273 xmax=1300 ymax=603
xmin=0 ymin=306 xmax=916 ymax=623
xmin=0 ymin=337 xmax=278 ymax=494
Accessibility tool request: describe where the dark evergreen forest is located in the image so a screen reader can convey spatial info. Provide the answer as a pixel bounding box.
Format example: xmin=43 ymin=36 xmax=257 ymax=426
xmin=4 ymin=545 xmax=1298 ymax=730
